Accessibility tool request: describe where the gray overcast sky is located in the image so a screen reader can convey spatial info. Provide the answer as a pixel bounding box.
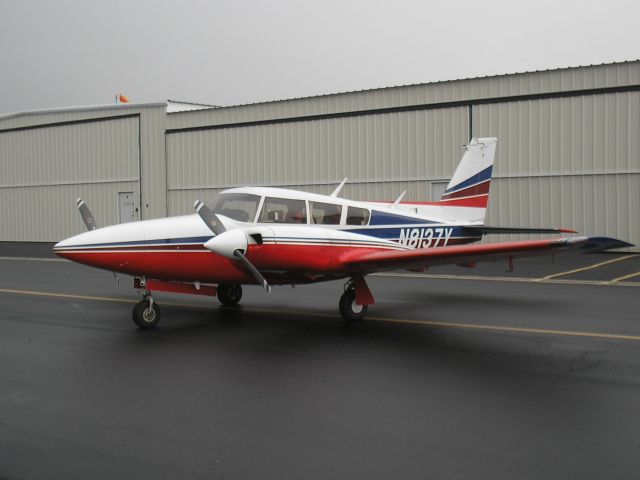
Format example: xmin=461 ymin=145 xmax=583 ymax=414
xmin=1 ymin=0 xmax=638 ymax=115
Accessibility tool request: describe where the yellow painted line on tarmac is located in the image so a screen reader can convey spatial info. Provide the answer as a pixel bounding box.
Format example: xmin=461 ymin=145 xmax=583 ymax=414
xmin=0 ymin=288 xmax=136 ymax=304
xmin=0 ymin=256 xmax=67 ymax=262
xmin=608 ymin=271 xmax=640 ymax=283
xmin=374 ymin=271 xmax=640 ymax=287
xmin=1 ymin=287 xmax=640 ymax=342
xmin=539 ymin=255 xmax=637 ymax=280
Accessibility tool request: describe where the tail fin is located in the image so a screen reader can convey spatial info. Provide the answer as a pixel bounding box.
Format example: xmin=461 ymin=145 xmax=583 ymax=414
xmin=440 ymin=137 xmax=497 ymax=209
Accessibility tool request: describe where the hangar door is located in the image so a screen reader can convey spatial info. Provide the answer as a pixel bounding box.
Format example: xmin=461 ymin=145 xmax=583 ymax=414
xmin=0 ymin=116 xmax=140 ymax=241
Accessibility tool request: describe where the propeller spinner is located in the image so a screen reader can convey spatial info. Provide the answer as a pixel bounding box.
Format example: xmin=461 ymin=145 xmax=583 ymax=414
xmin=194 ymin=200 xmax=271 ymax=292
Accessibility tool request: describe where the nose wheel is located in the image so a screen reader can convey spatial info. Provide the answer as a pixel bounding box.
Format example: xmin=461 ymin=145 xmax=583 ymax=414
xmin=133 ymin=296 xmax=161 ymax=329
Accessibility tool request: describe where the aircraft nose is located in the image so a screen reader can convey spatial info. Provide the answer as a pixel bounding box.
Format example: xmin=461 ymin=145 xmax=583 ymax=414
xmin=52 ymin=221 xmax=146 ymax=268
xmin=53 ymin=231 xmax=92 ymax=258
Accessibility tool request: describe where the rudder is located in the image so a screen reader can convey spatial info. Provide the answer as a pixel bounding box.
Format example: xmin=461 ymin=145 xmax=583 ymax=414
xmin=440 ymin=137 xmax=497 ymax=209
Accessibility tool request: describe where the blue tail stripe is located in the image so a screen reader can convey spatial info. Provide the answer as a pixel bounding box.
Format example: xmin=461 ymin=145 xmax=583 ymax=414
xmin=445 ymin=165 xmax=493 ymax=193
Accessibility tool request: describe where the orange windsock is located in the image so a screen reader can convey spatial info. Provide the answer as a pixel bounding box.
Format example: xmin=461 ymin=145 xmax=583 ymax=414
xmin=118 ymin=94 xmax=130 ymax=103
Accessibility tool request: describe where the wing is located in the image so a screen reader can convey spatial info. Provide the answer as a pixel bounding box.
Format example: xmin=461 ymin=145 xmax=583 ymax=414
xmin=340 ymin=236 xmax=632 ymax=273
xmin=462 ymin=226 xmax=577 ymax=235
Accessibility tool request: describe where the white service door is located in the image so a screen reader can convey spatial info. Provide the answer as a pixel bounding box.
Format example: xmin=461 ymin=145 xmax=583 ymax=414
xmin=430 ymin=182 xmax=448 ymax=201
xmin=118 ymin=192 xmax=136 ymax=223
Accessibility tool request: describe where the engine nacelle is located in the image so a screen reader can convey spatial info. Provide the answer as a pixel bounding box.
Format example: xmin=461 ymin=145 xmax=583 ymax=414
xmin=204 ymin=229 xmax=248 ymax=259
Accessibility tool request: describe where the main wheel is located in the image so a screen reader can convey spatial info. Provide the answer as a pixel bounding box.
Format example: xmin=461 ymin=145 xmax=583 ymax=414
xmin=339 ymin=289 xmax=368 ymax=322
xmin=132 ymin=299 xmax=161 ymax=329
xmin=217 ymin=283 xmax=243 ymax=306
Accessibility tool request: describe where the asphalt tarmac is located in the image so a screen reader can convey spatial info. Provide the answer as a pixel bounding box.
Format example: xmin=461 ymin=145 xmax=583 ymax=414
xmin=1 ymin=246 xmax=639 ymax=479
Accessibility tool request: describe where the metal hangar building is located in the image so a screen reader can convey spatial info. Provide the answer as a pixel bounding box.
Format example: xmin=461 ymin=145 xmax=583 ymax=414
xmin=0 ymin=60 xmax=638 ymax=250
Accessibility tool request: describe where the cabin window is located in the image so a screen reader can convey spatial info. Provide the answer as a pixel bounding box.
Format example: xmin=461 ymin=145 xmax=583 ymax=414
xmin=346 ymin=206 xmax=370 ymax=226
xmin=206 ymin=193 xmax=260 ymax=222
xmin=310 ymin=202 xmax=342 ymax=225
xmin=259 ymin=197 xmax=307 ymax=224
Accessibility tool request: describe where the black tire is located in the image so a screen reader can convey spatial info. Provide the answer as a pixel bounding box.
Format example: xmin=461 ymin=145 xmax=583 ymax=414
xmin=217 ymin=283 xmax=243 ymax=306
xmin=132 ymin=299 xmax=161 ymax=329
xmin=339 ymin=289 xmax=368 ymax=322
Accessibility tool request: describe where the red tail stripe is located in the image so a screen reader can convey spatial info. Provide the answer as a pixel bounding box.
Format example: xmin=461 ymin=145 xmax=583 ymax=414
xmin=441 ymin=180 xmax=490 ymax=200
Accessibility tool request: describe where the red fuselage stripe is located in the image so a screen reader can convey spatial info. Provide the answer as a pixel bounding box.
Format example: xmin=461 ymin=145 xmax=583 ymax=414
xmin=55 ymin=239 xmax=476 ymax=284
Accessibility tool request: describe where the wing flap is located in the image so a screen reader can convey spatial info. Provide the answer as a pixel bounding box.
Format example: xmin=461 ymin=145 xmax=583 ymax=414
xmin=340 ymin=236 xmax=632 ymax=273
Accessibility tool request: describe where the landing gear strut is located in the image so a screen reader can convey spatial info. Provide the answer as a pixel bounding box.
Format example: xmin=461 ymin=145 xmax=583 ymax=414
xmin=132 ymin=277 xmax=161 ymax=329
xmin=217 ymin=283 xmax=243 ymax=306
xmin=339 ymin=276 xmax=374 ymax=322
xmin=133 ymin=294 xmax=161 ymax=329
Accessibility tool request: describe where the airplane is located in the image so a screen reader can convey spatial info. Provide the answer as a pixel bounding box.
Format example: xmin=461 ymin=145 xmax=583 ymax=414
xmin=53 ymin=137 xmax=632 ymax=328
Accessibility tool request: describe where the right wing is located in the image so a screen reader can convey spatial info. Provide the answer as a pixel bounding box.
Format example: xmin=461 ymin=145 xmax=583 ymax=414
xmin=462 ymin=226 xmax=577 ymax=235
xmin=339 ymin=236 xmax=632 ymax=274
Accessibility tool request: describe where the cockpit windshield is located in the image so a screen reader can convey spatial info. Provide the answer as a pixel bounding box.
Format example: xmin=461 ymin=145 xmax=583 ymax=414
xmin=206 ymin=193 xmax=260 ymax=223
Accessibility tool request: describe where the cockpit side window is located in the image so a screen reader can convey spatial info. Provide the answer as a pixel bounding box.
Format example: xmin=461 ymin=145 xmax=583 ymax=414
xmin=309 ymin=202 xmax=342 ymax=225
xmin=259 ymin=197 xmax=307 ymax=224
xmin=207 ymin=193 xmax=260 ymax=222
xmin=346 ymin=206 xmax=370 ymax=226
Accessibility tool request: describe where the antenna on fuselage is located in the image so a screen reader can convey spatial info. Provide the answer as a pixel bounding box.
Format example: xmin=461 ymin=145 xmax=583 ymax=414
xmin=391 ymin=191 xmax=406 ymax=209
xmin=330 ymin=178 xmax=347 ymax=197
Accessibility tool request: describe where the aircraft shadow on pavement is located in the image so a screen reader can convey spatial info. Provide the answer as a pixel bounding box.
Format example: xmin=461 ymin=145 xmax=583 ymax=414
xmin=395 ymin=290 xmax=565 ymax=312
xmin=117 ymin=301 xmax=598 ymax=383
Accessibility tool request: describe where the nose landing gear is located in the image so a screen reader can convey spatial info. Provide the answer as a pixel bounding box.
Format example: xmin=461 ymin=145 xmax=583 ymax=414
xmin=133 ymin=294 xmax=161 ymax=329
xmin=131 ymin=277 xmax=161 ymax=329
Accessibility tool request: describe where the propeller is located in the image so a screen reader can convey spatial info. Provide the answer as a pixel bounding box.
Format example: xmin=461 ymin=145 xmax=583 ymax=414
xmin=233 ymin=250 xmax=271 ymax=292
xmin=193 ymin=200 xmax=226 ymax=235
xmin=194 ymin=200 xmax=271 ymax=292
xmin=76 ymin=197 xmax=97 ymax=230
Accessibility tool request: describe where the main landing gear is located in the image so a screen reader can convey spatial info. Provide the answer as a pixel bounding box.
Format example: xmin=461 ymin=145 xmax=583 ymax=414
xmin=339 ymin=275 xmax=375 ymax=323
xmin=217 ymin=283 xmax=243 ymax=306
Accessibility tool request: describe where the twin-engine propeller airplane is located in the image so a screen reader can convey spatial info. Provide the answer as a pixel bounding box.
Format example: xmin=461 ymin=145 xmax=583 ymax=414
xmin=54 ymin=137 xmax=631 ymax=328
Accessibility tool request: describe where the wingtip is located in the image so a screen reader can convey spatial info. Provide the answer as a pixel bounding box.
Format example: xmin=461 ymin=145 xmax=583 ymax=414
xmin=580 ymin=237 xmax=635 ymax=252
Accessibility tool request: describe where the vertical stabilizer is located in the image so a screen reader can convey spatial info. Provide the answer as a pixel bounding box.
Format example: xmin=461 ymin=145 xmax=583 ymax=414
xmin=440 ymin=137 xmax=497 ymax=209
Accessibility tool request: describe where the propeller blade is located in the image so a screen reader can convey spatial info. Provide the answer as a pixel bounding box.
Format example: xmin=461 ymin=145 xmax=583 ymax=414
xmin=76 ymin=198 xmax=97 ymax=230
xmin=233 ymin=249 xmax=271 ymax=293
xmin=194 ymin=200 xmax=226 ymax=235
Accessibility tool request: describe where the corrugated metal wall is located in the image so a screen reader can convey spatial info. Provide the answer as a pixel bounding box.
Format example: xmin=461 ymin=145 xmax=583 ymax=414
xmin=166 ymin=107 xmax=468 ymax=215
xmin=476 ymin=91 xmax=640 ymax=244
xmin=0 ymin=117 xmax=139 ymax=241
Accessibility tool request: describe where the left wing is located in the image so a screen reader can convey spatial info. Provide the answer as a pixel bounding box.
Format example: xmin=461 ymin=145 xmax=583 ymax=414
xmin=340 ymin=236 xmax=632 ymax=273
